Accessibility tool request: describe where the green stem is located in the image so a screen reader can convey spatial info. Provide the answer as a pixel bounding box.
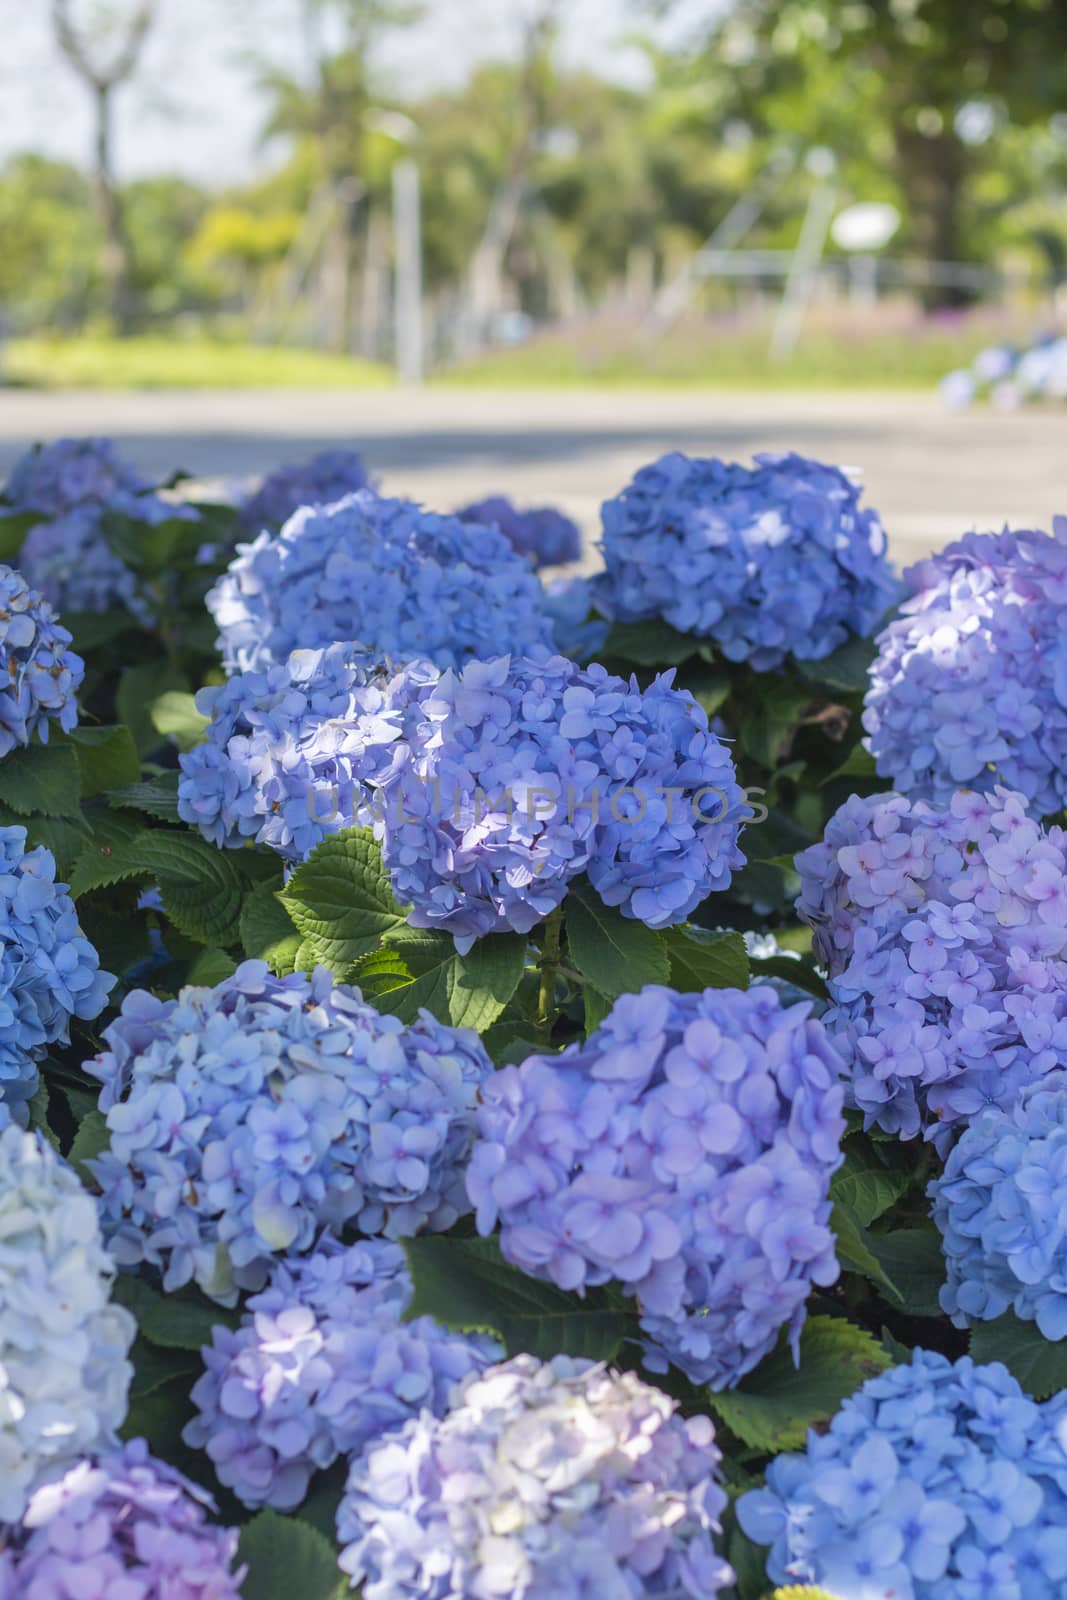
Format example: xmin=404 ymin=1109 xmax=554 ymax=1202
xmin=536 ymin=906 xmax=564 ymax=1032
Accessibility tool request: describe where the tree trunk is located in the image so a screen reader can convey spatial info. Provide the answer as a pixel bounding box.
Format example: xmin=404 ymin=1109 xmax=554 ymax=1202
xmin=93 ymin=82 xmax=136 ymax=334
xmin=893 ymin=124 xmax=973 ymax=310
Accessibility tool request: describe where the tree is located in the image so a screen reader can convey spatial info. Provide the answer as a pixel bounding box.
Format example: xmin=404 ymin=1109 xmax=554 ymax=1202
xmin=52 ymin=0 xmax=156 ymax=332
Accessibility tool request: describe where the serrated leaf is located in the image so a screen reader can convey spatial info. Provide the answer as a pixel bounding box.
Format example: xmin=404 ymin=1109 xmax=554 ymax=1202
xmin=70 ymin=1110 xmax=109 ymax=1184
xmin=107 ymin=773 xmax=182 ymax=822
xmin=237 ymin=1510 xmax=345 ymax=1600
xmin=240 ymin=884 xmax=301 ymax=972
xmin=111 ymin=1275 xmax=237 ymax=1350
xmin=601 ymin=618 xmax=702 ymax=667
xmin=865 ymin=1227 xmax=946 ymax=1318
xmin=796 ymin=635 xmax=877 ymax=695
xmin=150 ymin=690 xmax=209 ymax=752
xmin=62 ymin=724 xmax=140 ymax=796
xmin=830 ymin=1147 xmax=909 ymax=1229
xmin=70 ymin=825 xmax=246 ymax=947
xmin=565 ymin=882 xmax=670 ymax=998
xmin=160 ymin=857 xmax=246 ymax=948
xmin=0 ymin=741 xmax=82 ymax=818
xmin=0 ymin=806 xmax=91 ymax=878
xmin=969 ymin=1310 xmax=1067 ymax=1399
xmin=349 ymin=946 xmax=417 ymax=996
xmin=447 ymin=932 xmax=526 ymax=1031
xmin=831 ymin=1200 xmax=904 ymax=1304
xmin=664 ymin=926 xmax=749 ymax=992
xmin=280 ymin=829 xmax=410 ymax=970
xmin=709 ymin=1316 xmax=892 ymax=1453
xmin=67 ymin=809 xmax=146 ymax=896
xmin=403 ymin=1235 xmax=636 ymax=1361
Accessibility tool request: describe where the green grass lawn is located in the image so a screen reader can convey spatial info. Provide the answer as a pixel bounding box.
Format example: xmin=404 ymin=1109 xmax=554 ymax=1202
xmin=3 ymin=335 xmax=393 ymax=390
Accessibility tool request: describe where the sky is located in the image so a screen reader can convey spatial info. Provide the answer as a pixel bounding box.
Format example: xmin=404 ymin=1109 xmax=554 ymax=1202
xmin=0 ymin=0 xmax=714 ymax=186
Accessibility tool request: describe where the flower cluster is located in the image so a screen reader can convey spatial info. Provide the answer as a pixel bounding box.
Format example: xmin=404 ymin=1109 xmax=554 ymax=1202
xmin=468 ymin=984 xmax=844 ymax=1387
xmin=0 ymin=1125 xmax=135 ymax=1523
xmin=239 ymin=447 xmax=372 ymax=533
xmin=0 ymin=826 xmax=114 ymax=1113
xmin=184 ymin=1235 xmax=501 ymax=1510
xmin=208 ymin=489 xmax=552 ymax=672
xmin=931 ymin=1072 xmax=1067 ymax=1339
xmin=0 ymin=565 xmax=84 ymax=757
xmin=796 ymin=786 xmax=1067 ymax=1145
xmin=87 ymin=961 xmax=492 ymax=1303
xmin=864 ymin=521 xmax=1067 ymax=818
xmin=3 ymin=436 xmax=148 ymax=517
xmin=941 ymin=334 xmax=1067 ymax=410
xmin=455 ymin=494 xmax=582 ymax=568
xmin=176 ymin=643 xmax=425 ymax=861
xmin=374 ymin=649 xmax=749 ymax=948
xmin=595 ymin=450 xmax=897 ymax=669
xmin=337 ymin=1353 xmax=734 ymax=1600
xmin=0 ymin=1439 xmax=244 ymax=1598
xmin=541 ymin=574 xmax=610 ymax=661
xmin=738 ymin=1349 xmax=1067 ymax=1599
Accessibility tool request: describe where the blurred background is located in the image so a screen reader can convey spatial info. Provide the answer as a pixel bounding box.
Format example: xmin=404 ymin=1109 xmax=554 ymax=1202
xmin=1 ymin=0 xmax=1066 ymax=558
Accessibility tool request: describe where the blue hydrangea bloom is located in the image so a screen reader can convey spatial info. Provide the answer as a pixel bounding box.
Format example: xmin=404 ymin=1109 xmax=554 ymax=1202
xmin=3 ymin=436 xmax=148 ymax=517
xmin=239 ymin=448 xmax=373 ymax=533
xmin=0 ymin=566 xmax=84 ymax=755
xmin=184 ymin=1235 xmax=501 ymax=1510
xmin=87 ymin=961 xmax=492 ymax=1304
xmin=373 ymin=649 xmax=749 ymax=950
xmin=337 ymin=1352 xmax=735 ymax=1600
xmin=931 ymin=1073 xmax=1067 ymax=1339
xmin=541 ymin=574 xmax=610 ymax=660
xmin=208 ymin=489 xmax=552 ymax=672
xmin=0 ymin=1438 xmax=243 ymax=1598
xmin=796 ymin=787 xmax=1067 ymax=1148
xmin=595 ymin=451 xmax=898 ymax=669
xmin=0 ymin=826 xmax=114 ymax=1115
xmin=0 ymin=1125 xmax=136 ymax=1523
xmin=864 ymin=521 xmax=1067 ymax=818
xmin=738 ymin=1349 xmax=1067 ymax=1599
xmin=455 ymin=495 xmax=582 ymax=568
xmin=468 ymin=983 xmax=844 ymax=1387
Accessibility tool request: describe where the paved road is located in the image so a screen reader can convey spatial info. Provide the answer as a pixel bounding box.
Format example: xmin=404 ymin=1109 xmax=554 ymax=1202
xmin=1 ymin=388 xmax=1063 ymax=569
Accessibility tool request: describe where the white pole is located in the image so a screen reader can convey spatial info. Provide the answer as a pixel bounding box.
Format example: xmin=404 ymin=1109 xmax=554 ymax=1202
xmin=393 ymin=157 xmax=423 ymax=385
xmin=771 ymin=175 xmax=837 ymax=360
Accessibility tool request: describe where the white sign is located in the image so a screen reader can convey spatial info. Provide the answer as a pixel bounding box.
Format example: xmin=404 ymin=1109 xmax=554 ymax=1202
xmin=831 ymin=202 xmax=901 ymax=252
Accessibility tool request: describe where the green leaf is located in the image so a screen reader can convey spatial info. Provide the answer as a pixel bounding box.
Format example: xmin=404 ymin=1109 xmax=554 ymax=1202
xmin=349 ymin=928 xmax=522 ymax=1033
xmin=601 ymin=618 xmax=702 ymax=667
xmin=117 ymin=662 xmax=190 ymax=756
xmin=0 ymin=741 xmax=82 ymax=818
xmin=65 ymin=609 xmax=139 ymax=652
xmin=831 ymin=1200 xmax=904 ymax=1304
xmin=683 ymin=660 xmax=732 ymax=717
xmin=480 ymin=1019 xmax=549 ymax=1065
xmin=709 ymin=1316 xmax=892 ymax=1454
xmin=281 ymin=829 xmax=410 ymax=970
xmin=62 ymin=724 xmax=140 ymax=796
xmin=664 ymin=926 xmax=749 ymax=992
xmin=822 ymin=742 xmax=879 ymax=787
xmin=66 ymin=809 xmax=146 ymax=896
xmin=237 ymin=1510 xmax=346 ymax=1600
xmin=26 ymin=1080 xmax=59 ymax=1150
xmin=77 ymin=901 xmax=153 ymax=976
xmin=0 ymin=806 xmax=91 ymax=878
xmin=830 ymin=1147 xmax=909 ymax=1229
xmin=403 ymin=1235 xmax=636 ymax=1361
xmin=583 ymin=984 xmax=612 ymax=1035
xmin=738 ymin=683 xmax=812 ymax=771
xmin=150 ymin=690 xmax=209 ymax=752
xmin=748 ymin=953 xmax=828 ymax=1000
xmin=107 ymin=772 xmax=182 ymax=822
xmin=447 ymin=932 xmax=527 ymax=1032
xmin=565 ymin=882 xmax=670 ymax=998
xmin=69 ymin=823 xmax=247 ymax=945
xmin=240 ymin=883 xmax=301 ymax=972
xmin=69 ymin=1110 xmax=109 ymax=1185
xmin=111 ymin=1276 xmax=237 ymax=1351
xmin=186 ymin=947 xmax=238 ymax=986
xmin=866 ymin=1227 xmax=946 ymax=1318
xmin=129 ymin=1338 xmax=198 ymax=1401
xmin=970 ymin=1310 xmax=1067 ymax=1399
xmin=100 ymin=507 xmax=209 ymax=576
xmin=0 ymin=508 xmax=41 ymax=558
xmin=796 ymin=635 xmax=876 ymax=695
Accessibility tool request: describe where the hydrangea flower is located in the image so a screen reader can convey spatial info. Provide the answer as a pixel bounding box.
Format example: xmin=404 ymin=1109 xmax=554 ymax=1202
xmin=864 ymin=521 xmax=1067 ymax=818
xmin=207 ymin=489 xmax=552 ymax=672
xmin=796 ymin=786 xmax=1067 ymax=1146
xmin=337 ymin=1352 xmax=734 ymax=1600
xmin=3 ymin=437 xmax=148 ymax=517
xmin=595 ymin=451 xmax=898 ymax=669
xmin=738 ymin=1349 xmax=1067 ymax=1599
xmin=0 ymin=566 xmax=84 ymax=756
xmin=455 ymin=495 xmax=582 ymax=568
xmin=373 ymin=649 xmax=749 ymax=950
xmin=0 ymin=826 xmax=114 ymax=1114
xmin=541 ymin=574 xmax=610 ymax=661
xmin=240 ymin=448 xmax=372 ymax=533
xmin=176 ymin=643 xmax=428 ymax=862
xmin=87 ymin=961 xmax=492 ymax=1303
xmin=0 ymin=1125 xmax=135 ymax=1522
xmin=0 ymin=1438 xmax=244 ymax=1598
xmin=184 ymin=1235 xmax=501 ymax=1510
xmin=468 ymin=983 xmax=844 ymax=1387
xmin=931 ymin=1072 xmax=1067 ymax=1339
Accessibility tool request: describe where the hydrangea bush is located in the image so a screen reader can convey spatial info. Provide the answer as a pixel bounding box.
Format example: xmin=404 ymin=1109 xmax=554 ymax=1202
xmin=0 ymin=566 xmax=84 ymax=756
xmin=184 ymin=1235 xmax=500 ymax=1510
xmin=455 ymin=494 xmax=582 ymax=568
xmin=239 ymin=448 xmax=372 ymax=533
xmin=337 ymin=1353 xmax=735 ymax=1600
xmin=3 ymin=437 xmax=149 ymax=516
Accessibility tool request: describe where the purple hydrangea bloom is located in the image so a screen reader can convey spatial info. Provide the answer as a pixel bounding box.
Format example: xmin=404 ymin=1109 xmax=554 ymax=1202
xmin=797 ymin=786 xmax=1067 ymax=1146
xmin=207 ymin=489 xmax=552 ymax=672
xmin=372 ymin=649 xmax=749 ymax=951
xmin=0 ymin=1438 xmax=243 ymax=1598
xmin=468 ymin=983 xmax=844 ymax=1387
xmin=0 ymin=826 xmax=114 ymax=1114
xmin=87 ymin=961 xmax=492 ymax=1304
xmin=184 ymin=1235 xmax=501 ymax=1510
xmin=240 ymin=448 xmax=373 ymax=533
xmin=595 ymin=451 xmax=898 ymax=669
xmin=3 ymin=437 xmax=148 ymax=517
xmin=337 ymin=1352 xmax=734 ymax=1600
xmin=864 ymin=521 xmax=1067 ymax=818
xmin=0 ymin=1125 xmax=135 ymax=1523
xmin=0 ymin=565 xmax=84 ymax=755
xmin=738 ymin=1349 xmax=1067 ymax=1599
xmin=455 ymin=495 xmax=582 ymax=569
xmin=931 ymin=1072 xmax=1067 ymax=1339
